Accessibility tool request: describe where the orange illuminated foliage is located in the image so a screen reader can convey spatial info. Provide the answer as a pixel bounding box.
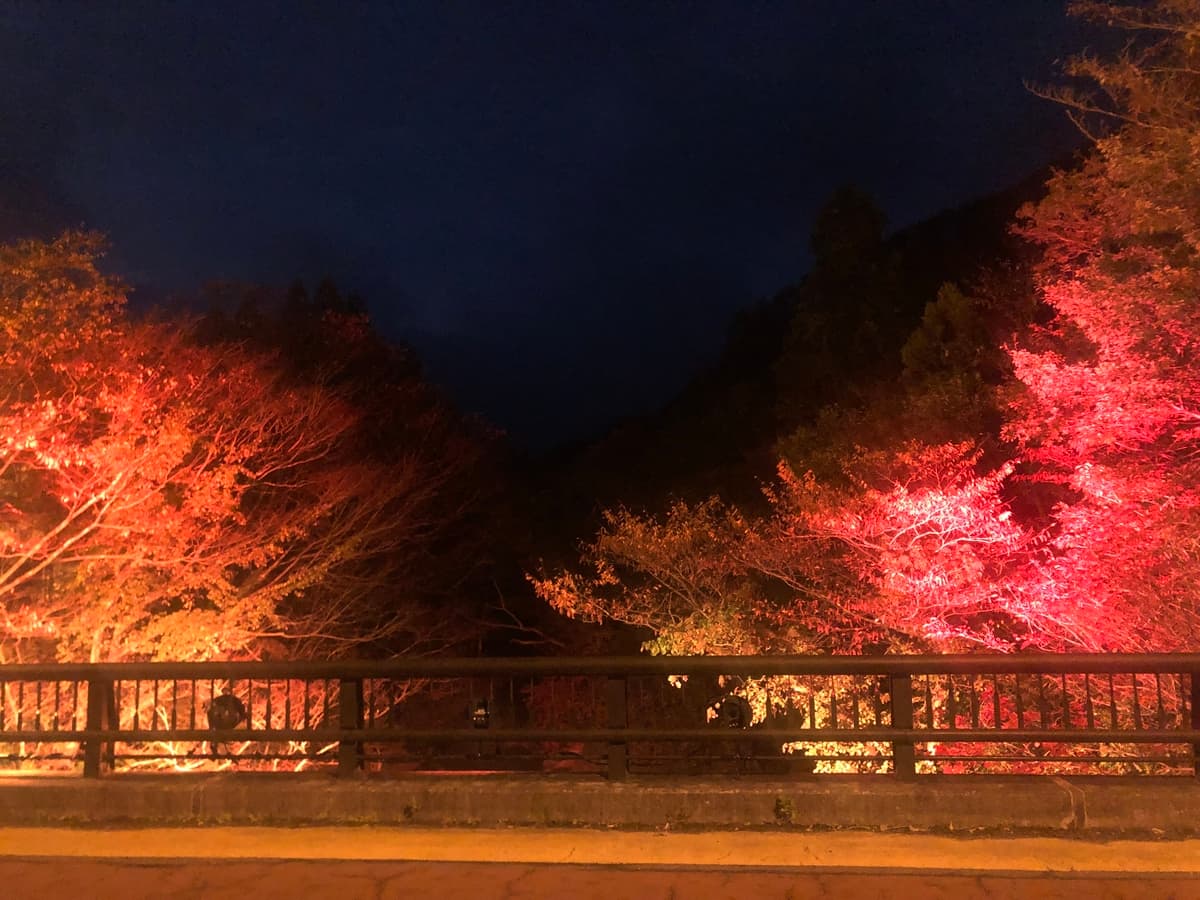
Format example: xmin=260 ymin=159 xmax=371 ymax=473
xmin=0 ymin=234 xmax=479 ymax=664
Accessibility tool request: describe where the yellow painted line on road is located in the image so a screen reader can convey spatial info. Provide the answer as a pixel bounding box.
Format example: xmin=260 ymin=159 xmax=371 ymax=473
xmin=0 ymin=828 xmax=1198 ymax=874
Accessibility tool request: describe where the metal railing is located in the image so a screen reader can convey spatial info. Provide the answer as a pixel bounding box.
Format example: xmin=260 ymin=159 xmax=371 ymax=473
xmin=1 ymin=654 xmax=1198 ymax=779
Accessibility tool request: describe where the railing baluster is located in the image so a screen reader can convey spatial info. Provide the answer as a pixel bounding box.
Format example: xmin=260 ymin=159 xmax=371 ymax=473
xmin=1014 ymin=674 xmax=1025 ymax=729
xmin=1190 ymin=670 xmax=1200 ymax=779
xmin=991 ymin=674 xmax=1001 ymax=729
xmin=924 ymin=675 xmax=934 ymax=729
xmin=605 ymin=675 xmax=627 ymax=780
xmin=337 ymin=677 xmax=363 ymax=776
xmin=1108 ymin=673 xmax=1118 ymax=729
xmin=1037 ymin=675 xmax=1050 ymax=729
xmin=1084 ymin=674 xmax=1095 ymax=730
xmin=508 ymin=676 xmax=516 ymax=728
xmin=1132 ymin=673 xmax=1143 ymax=730
xmin=889 ymin=673 xmax=916 ymax=780
xmin=303 ymin=678 xmax=312 ymax=731
xmin=946 ymin=675 xmax=957 ymax=731
xmin=1155 ymin=674 xmax=1165 ymax=729
xmin=1060 ymin=674 xmax=1070 ymax=729
xmin=83 ymin=677 xmax=114 ymax=778
xmin=969 ymin=676 xmax=980 ymax=729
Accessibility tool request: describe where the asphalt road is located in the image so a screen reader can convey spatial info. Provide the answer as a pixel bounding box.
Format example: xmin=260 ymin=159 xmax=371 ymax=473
xmin=2 ymin=827 xmax=1198 ymax=899
xmin=2 ymin=857 xmax=1198 ymax=900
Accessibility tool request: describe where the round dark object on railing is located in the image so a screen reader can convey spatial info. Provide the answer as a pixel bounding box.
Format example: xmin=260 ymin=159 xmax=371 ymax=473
xmin=471 ymin=698 xmax=490 ymax=729
xmin=207 ymin=693 xmax=247 ymax=730
xmin=710 ymin=695 xmax=752 ymax=729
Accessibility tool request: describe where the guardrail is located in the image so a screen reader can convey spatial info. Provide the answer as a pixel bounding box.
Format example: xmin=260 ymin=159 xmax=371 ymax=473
xmin=1 ymin=654 xmax=1198 ymax=779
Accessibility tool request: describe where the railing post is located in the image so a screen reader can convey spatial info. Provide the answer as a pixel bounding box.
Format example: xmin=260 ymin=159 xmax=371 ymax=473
xmin=1191 ymin=671 xmax=1200 ymax=780
xmin=83 ymin=677 xmax=114 ymax=778
xmin=889 ymin=673 xmax=916 ymax=781
xmin=606 ymin=675 xmax=627 ymax=781
xmin=338 ymin=677 xmax=363 ymax=777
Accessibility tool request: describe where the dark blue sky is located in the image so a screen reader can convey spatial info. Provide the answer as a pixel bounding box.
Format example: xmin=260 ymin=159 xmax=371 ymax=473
xmin=1 ymin=2 xmax=1084 ymax=446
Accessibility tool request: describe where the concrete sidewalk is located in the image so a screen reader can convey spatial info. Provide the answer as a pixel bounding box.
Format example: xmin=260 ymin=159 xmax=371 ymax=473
xmin=3 ymin=773 xmax=1200 ymax=836
xmin=2 ymin=826 xmax=1200 ymax=875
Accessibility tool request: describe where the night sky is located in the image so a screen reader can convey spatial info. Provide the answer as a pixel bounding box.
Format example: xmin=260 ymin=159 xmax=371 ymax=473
xmin=1 ymin=2 xmax=1084 ymax=447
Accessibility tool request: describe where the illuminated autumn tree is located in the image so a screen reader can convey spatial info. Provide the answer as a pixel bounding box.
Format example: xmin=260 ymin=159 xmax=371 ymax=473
xmin=532 ymin=498 xmax=767 ymax=655
xmin=535 ymin=267 xmax=1040 ymax=655
xmin=1006 ymin=0 xmax=1200 ymax=650
xmin=533 ymin=440 xmax=1040 ymax=655
xmin=0 ymin=234 xmax=485 ymax=663
xmin=540 ymin=2 xmax=1200 ymax=657
xmin=194 ymin=280 xmax=501 ymax=660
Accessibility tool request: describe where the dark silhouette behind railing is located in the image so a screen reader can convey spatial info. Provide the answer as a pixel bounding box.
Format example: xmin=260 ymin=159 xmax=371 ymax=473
xmin=1 ymin=654 xmax=1198 ymax=779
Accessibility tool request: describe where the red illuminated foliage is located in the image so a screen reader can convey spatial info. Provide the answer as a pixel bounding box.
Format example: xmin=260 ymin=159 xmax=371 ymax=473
xmin=751 ymin=444 xmax=1028 ymax=651
xmin=1005 ymin=0 xmax=1200 ymax=650
xmin=533 ymin=442 xmax=1038 ymax=655
xmin=539 ymin=2 xmax=1200 ymax=656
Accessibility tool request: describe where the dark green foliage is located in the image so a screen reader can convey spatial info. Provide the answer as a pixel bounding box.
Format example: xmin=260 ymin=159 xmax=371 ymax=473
xmin=774 ymin=187 xmax=906 ymax=428
xmin=534 ymin=174 xmax=1051 ymax=538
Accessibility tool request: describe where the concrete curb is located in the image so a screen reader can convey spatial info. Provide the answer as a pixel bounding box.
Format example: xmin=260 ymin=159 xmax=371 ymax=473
xmin=0 ymin=774 xmax=1197 ymax=836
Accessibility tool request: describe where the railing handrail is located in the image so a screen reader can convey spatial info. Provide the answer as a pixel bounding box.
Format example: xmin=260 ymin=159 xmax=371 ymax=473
xmin=2 ymin=652 xmax=1199 ymax=780
xmin=2 ymin=652 xmax=1200 ymax=680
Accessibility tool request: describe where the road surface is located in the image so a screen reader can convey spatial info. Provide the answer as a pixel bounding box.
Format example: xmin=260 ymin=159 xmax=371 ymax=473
xmin=1 ymin=827 xmax=1197 ymax=899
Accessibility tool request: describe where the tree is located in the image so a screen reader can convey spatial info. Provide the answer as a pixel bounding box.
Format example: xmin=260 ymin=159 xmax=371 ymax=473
xmin=0 ymin=234 xmax=487 ymax=663
xmin=774 ymin=187 xmax=906 ymax=427
xmin=532 ymin=498 xmax=765 ymax=655
xmin=539 ymin=2 xmax=1200 ymax=657
xmin=1007 ymin=0 xmax=1200 ymax=650
xmin=532 ymin=440 xmax=1037 ymax=655
xmin=197 ymin=278 xmax=503 ymax=654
